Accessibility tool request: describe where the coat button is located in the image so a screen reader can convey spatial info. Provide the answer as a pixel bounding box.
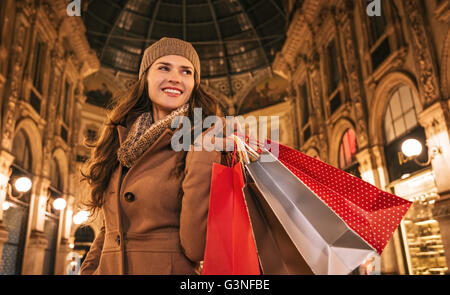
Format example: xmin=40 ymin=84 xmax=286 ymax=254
xmin=124 ymin=192 xmax=135 ymax=202
xmin=116 ymin=235 xmax=121 ymax=246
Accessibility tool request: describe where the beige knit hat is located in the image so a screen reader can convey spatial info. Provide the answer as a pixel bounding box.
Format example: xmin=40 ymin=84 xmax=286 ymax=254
xmin=139 ymin=37 xmax=201 ymax=85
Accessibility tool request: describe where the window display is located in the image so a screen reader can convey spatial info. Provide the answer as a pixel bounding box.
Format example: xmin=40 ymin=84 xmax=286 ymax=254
xmin=402 ymin=192 xmax=448 ymax=275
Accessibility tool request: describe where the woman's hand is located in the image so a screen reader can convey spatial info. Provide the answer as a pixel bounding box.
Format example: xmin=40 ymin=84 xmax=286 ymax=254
xmin=194 ymin=116 xmax=248 ymax=152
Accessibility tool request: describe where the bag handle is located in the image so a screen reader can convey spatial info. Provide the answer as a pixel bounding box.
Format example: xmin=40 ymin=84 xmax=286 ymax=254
xmin=226 ymin=134 xmax=264 ymax=167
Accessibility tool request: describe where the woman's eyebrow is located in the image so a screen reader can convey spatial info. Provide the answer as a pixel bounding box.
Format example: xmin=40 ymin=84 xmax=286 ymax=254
xmin=155 ymin=62 xmax=193 ymax=70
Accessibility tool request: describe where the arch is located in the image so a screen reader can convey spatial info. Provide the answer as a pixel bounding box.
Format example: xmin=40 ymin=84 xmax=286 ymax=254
xmin=234 ymin=71 xmax=272 ymax=113
xmin=235 ymin=72 xmax=289 ymax=115
xmin=369 ymin=71 xmax=422 ymax=146
xmin=51 ymin=148 xmax=69 ymax=192
xmin=328 ymin=118 xmax=357 ymax=167
xmin=13 ymin=118 xmax=43 ymax=175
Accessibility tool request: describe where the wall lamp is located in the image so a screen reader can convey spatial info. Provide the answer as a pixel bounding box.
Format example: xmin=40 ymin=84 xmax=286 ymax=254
xmin=2 ymin=176 xmax=33 ymax=211
xmin=399 ymin=138 xmax=442 ymax=167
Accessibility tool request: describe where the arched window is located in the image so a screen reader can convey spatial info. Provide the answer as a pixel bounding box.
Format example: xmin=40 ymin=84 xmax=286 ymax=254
xmin=338 ymin=128 xmax=360 ymax=178
xmin=339 ymin=129 xmax=358 ymax=169
xmin=49 ymin=158 xmax=62 ymax=192
xmin=12 ymin=130 xmax=32 ymax=172
xmin=384 ymin=85 xmax=422 ymax=144
xmin=383 ymin=85 xmax=427 ymax=181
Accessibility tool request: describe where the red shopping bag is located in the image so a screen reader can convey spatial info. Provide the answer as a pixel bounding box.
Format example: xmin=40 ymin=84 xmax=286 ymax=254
xmin=202 ymin=155 xmax=260 ymax=275
xmin=262 ymin=138 xmax=412 ymax=255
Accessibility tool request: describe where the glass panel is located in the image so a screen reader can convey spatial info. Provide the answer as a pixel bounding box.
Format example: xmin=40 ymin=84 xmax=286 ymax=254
xmin=390 ymin=91 xmax=402 ymax=119
xmin=339 ymin=129 xmax=357 ymax=169
xmin=394 ymin=118 xmax=406 ymax=137
xmin=371 ymin=37 xmax=391 ymax=70
xmin=402 ymin=192 xmax=448 ymax=275
xmin=300 ymin=83 xmax=309 ymax=125
xmin=0 ymin=205 xmax=28 ymax=275
xmin=42 ymin=216 xmax=59 ymax=275
xmin=12 ymin=131 xmax=32 ymax=171
xmin=327 ymin=40 xmax=339 ymax=94
xmin=339 ymin=143 xmax=345 ymax=169
xmin=384 ymin=106 xmax=395 ymax=143
xmin=399 ymin=86 xmax=414 ymax=112
xmin=405 ymin=110 xmax=418 ymax=131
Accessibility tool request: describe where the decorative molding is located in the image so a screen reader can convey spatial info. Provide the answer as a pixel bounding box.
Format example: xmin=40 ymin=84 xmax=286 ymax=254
xmin=341 ymin=15 xmax=369 ymax=149
xmin=404 ymin=0 xmax=441 ymax=106
xmin=441 ymin=29 xmax=450 ymax=99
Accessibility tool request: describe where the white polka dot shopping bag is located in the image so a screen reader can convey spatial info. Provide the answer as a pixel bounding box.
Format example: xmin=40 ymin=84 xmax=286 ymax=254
xmin=240 ymin=137 xmax=413 ymax=274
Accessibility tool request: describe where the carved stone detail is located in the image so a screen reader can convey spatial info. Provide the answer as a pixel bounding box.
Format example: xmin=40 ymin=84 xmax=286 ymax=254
xmin=404 ymin=0 xmax=440 ymax=105
xmin=341 ymin=18 xmax=369 ymax=149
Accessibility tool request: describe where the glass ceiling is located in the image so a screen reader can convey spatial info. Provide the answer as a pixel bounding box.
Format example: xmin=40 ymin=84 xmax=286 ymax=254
xmin=83 ymin=0 xmax=287 ymax=96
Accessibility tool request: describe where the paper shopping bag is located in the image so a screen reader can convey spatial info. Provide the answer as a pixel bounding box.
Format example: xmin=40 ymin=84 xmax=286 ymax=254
xmin=243 ymin=179 xmax=314 ymax=274
xmin=264 ymin=139 xmax=413 ymax=255
xmin=244 ymin=151 xmax=377 ymax=274
xmin=202 ymin=161 xmax=260 ymax=275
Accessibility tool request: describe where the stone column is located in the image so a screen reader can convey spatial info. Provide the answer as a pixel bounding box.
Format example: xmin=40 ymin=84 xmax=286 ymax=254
xmin=21 ymin=176 xmax=50 ymax=275
xmin=418 ymin=101 xmax=450 ymax=273
xmin=54 ymin=195 xmax=74 ymax=275
xmin=355 ymin=147 xmax=378 ymax=186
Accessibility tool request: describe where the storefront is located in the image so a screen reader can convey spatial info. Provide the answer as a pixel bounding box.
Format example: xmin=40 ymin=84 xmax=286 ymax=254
xmin=391 ymin=169 xmax=448 ymax=275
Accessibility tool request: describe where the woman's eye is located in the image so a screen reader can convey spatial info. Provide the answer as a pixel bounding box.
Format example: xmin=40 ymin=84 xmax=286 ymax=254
xmin=183 ymin=70 xmax=192 ymax=75
xmin=159 ymin=66 xmax=169 ymax=71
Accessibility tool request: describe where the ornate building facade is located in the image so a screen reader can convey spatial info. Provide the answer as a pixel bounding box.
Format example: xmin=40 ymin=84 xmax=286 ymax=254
xmin=0 ymin=0 xmax=99 ymax=274
xmin=272 ymin=0 xmax=450 ymax=274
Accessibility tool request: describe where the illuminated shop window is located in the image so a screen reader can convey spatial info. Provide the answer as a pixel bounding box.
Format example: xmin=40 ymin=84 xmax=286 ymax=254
xmin=338 ymin=128 xmax=360 ymax=178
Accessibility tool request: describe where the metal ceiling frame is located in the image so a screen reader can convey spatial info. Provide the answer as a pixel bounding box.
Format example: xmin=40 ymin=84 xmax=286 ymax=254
xmin=84 ymin=0 xmax=287 ymax=82
xmin=144 ymin=0 xmax=161 ymax=50
xmin=234 ymin=0 xmax=270 ymax=69
xmin=99 ymin=0 xmax=132 ymax=63
xmin=207 ymin=0 xmax=233 ymax=96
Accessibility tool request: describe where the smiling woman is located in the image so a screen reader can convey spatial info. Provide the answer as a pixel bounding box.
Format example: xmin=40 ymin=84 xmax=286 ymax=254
xmin=79 ymin=37 xmax=234 ymax=275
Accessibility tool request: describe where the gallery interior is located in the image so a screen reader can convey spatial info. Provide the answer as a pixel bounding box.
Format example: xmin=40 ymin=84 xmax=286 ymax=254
xmin=0 ymin=0 xmax=449 ymax=275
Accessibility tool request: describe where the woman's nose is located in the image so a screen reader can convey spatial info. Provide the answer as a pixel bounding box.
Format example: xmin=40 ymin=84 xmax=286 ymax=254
xmin=167 ymin=71 xmax=182 ymax=84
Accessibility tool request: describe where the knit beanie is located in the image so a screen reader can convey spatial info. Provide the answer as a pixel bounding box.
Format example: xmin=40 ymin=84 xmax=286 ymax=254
xmin=139 ymin=37 xmax=201 ymax=85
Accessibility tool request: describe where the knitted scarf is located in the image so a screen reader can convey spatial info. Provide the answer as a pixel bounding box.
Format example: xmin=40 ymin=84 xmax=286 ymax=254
xmin=117 ymin=104 xmax=189 ymax=168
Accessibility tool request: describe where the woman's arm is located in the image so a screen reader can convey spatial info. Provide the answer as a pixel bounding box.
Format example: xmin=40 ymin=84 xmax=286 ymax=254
xmin=179 ymin=147 xmax=222 ymax=262
xmin=79 ymin=219 xmax=106 ymax=275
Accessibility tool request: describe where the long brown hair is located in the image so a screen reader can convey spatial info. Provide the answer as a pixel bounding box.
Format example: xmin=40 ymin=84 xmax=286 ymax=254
xmin=81 ymin=69 xmax=221 ymax=217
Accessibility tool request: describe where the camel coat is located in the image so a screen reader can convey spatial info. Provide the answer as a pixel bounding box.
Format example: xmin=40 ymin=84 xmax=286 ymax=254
xmin=80 ymin=124 xmax=222 ymax=275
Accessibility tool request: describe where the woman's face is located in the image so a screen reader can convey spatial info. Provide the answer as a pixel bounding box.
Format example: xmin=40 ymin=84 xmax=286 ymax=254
xmin=147 ymin=55 xmax=195 ymax=116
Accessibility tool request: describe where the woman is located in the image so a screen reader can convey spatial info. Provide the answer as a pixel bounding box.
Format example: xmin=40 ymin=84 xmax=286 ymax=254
xmin=80 ymin=37 xmax=234 ymax=275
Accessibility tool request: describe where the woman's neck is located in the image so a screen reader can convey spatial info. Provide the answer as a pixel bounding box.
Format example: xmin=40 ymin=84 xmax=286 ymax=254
xmin=151 ymin=104 xmax=169 ymax=123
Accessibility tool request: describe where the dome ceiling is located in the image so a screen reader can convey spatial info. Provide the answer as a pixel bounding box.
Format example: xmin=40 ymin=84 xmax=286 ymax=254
xmin=83 ymin=0 xmax=287 ymax=96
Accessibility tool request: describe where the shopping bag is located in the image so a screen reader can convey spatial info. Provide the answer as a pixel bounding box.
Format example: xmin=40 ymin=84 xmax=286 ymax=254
xmin=236 ymin=136 xmax=412 ymax=274
xmin=243 ymin=179 xmax=314 ymax=274
xmin=264 ymin=139 xmax=413 ymax=255
xmin=202 ymin=153 xmax=260 ymax=275
xmin=244 ymin=149 xmax=376 ymax=274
